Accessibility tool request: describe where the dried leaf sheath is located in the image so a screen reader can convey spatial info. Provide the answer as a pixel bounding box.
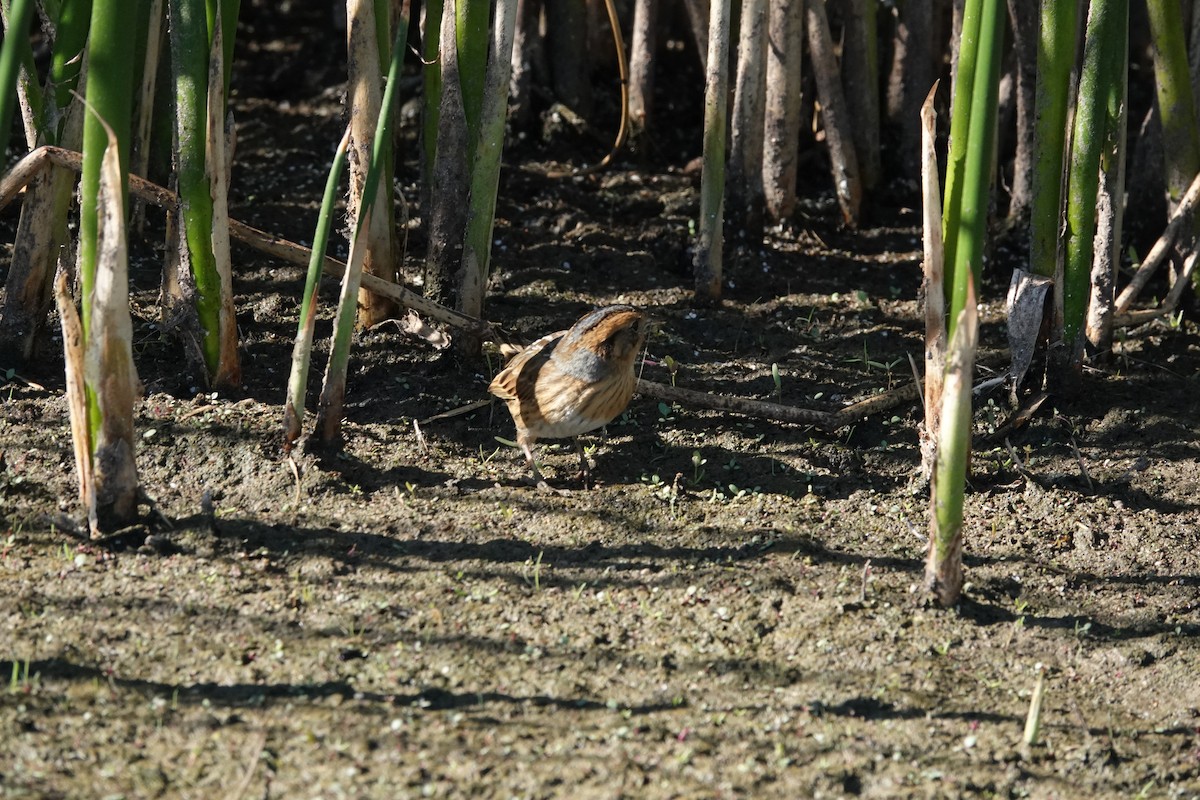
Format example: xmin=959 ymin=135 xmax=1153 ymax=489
xmin=54 ymin=269 xmax=91 ymax=512
xmin=84 ymin=120 xmax=141 ymax=535
xmin=920 ymin=82 xmax=945 ymax=481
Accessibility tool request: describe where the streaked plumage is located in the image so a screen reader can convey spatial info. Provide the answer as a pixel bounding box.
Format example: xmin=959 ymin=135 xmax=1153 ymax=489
xmin=489 ymin=305 xmax=647 ymax=484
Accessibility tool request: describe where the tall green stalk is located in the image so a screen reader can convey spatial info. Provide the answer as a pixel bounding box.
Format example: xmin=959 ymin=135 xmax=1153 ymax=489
xmin=456 ymin=0 xmax=488 ymax=165
xmin=1063 ymin=0 xmax=1127 ymax=352
xmin=421 ymin=0 xmax=442 ymax=212
xmin=1029 ymin=0 xmax=1078 ymax=281
xmin=926 ymin=0 xmax=1001 ymax=607
xmin=169 ymin=0 xmax=238 ymax=386
xmin=1146 ymin=0 xmax=1200 ymax=289
xmin=315 ymin=14 xmax=409 ymax=444
xmin=79 ymin=0 xmax=139 ymax=338
xmin=1146 ymin=0 xmax=1200 ymax=211
xmin=284 ymin=128 xmax=351 ymax=448
xmin=73 ymin=2 xmax=142 ymax=534
xmin=0 ymin=0 xmax=36 ymax=146
xmin=940 ymin=0 xmax=983 ymax=299
xmin=50 ymin=0 xmax=92 ymax=116
xmin=1086 ymin=1 xmax=1128 ymax=357
xmin=927 ymin=279 xmax=977 ymax=606
xmin=942 ymin=0 xmax=1003 ymax=338
xmin=458 ymin=0 xmax=517 ymax=337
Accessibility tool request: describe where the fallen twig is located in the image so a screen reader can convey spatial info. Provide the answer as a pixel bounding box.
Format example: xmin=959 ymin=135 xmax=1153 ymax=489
xmin=636 ymin=379 xmax=919 ymax=431
xmin=637 ymin=379 xmax=838 ymax=429
xmin=1114 ymin=168 xmax=1200 ymax=315
xmin=1113 ymin=251 xmax=1197 ymax=328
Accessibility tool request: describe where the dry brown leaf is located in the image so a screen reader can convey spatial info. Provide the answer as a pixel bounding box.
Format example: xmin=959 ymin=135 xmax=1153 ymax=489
xmin=398 ymin=310 xmax=452 ymax=350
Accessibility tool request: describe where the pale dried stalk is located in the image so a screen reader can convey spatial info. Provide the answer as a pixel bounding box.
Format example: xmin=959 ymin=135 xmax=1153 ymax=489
xmin=206 ymin=14 xmax=240 ymax=386
xmin=762 ymin=0 xmax=803 ymax=221
xmin=54 ymin=269 xmax=91 ymax=517
xmin=805 ymin=0 xmax=862 ymax=226
xmin=920 ymin=83 xmax=945 ymax=482
xmin=727 ymin=0 xmax=767 ymax=241
xmin=347 ymin=0 xmax=399 ymax=326
xmin=627 ymin=0 xmax=657 ymax=138
xmin=0 ymin=101 xmax=80 ymax=362
xmin=693 ymin=0 xmax=731 ymax=302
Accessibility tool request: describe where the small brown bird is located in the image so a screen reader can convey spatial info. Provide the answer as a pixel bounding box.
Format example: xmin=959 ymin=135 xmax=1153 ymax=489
xmin=489 ymin=305 xmax=648 ymax=484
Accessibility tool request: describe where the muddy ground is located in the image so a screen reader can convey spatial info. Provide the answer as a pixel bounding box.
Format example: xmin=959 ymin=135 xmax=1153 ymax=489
xmin=4 ymin=7 xmax=1200 ymax=799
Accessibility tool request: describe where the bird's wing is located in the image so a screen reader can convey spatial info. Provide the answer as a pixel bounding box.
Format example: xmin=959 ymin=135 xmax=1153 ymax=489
xmin=488 ymin=331 xmax=563 ymax=402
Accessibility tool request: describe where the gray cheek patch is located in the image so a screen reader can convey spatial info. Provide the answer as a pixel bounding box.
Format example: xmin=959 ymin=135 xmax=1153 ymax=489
xmin=551 ymin=345 xmax=607 ymax=382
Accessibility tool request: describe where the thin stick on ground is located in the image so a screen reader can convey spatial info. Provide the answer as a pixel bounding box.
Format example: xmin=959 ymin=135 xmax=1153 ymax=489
xmin=636 ymin=379 xmax=919 ymax=431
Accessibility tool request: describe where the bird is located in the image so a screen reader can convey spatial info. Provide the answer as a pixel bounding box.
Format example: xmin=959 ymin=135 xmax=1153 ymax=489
xmin=488 ymin=305 xmax=648 ymax=485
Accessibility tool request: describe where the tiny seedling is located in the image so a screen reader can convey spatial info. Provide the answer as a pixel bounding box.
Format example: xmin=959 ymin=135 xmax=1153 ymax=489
xmin=663 ymin=355 xmax=680 ymax=387
xmin=691 ymin=451 xmax=707 ymax=486
xmin=847 ymin=339 xmax=903 ymax=374
xmin=524 ymin=551 xmax=545 ymax=592
xmin=1011 ymin=597 xmax=1029 ymax=633
xmin=771 ymin=363 xmax=782 ymax=401
xmin=478 ymin=444 xmax=501 ymax=466
xmin=8 ymin=659 xmax=34 ymax=694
